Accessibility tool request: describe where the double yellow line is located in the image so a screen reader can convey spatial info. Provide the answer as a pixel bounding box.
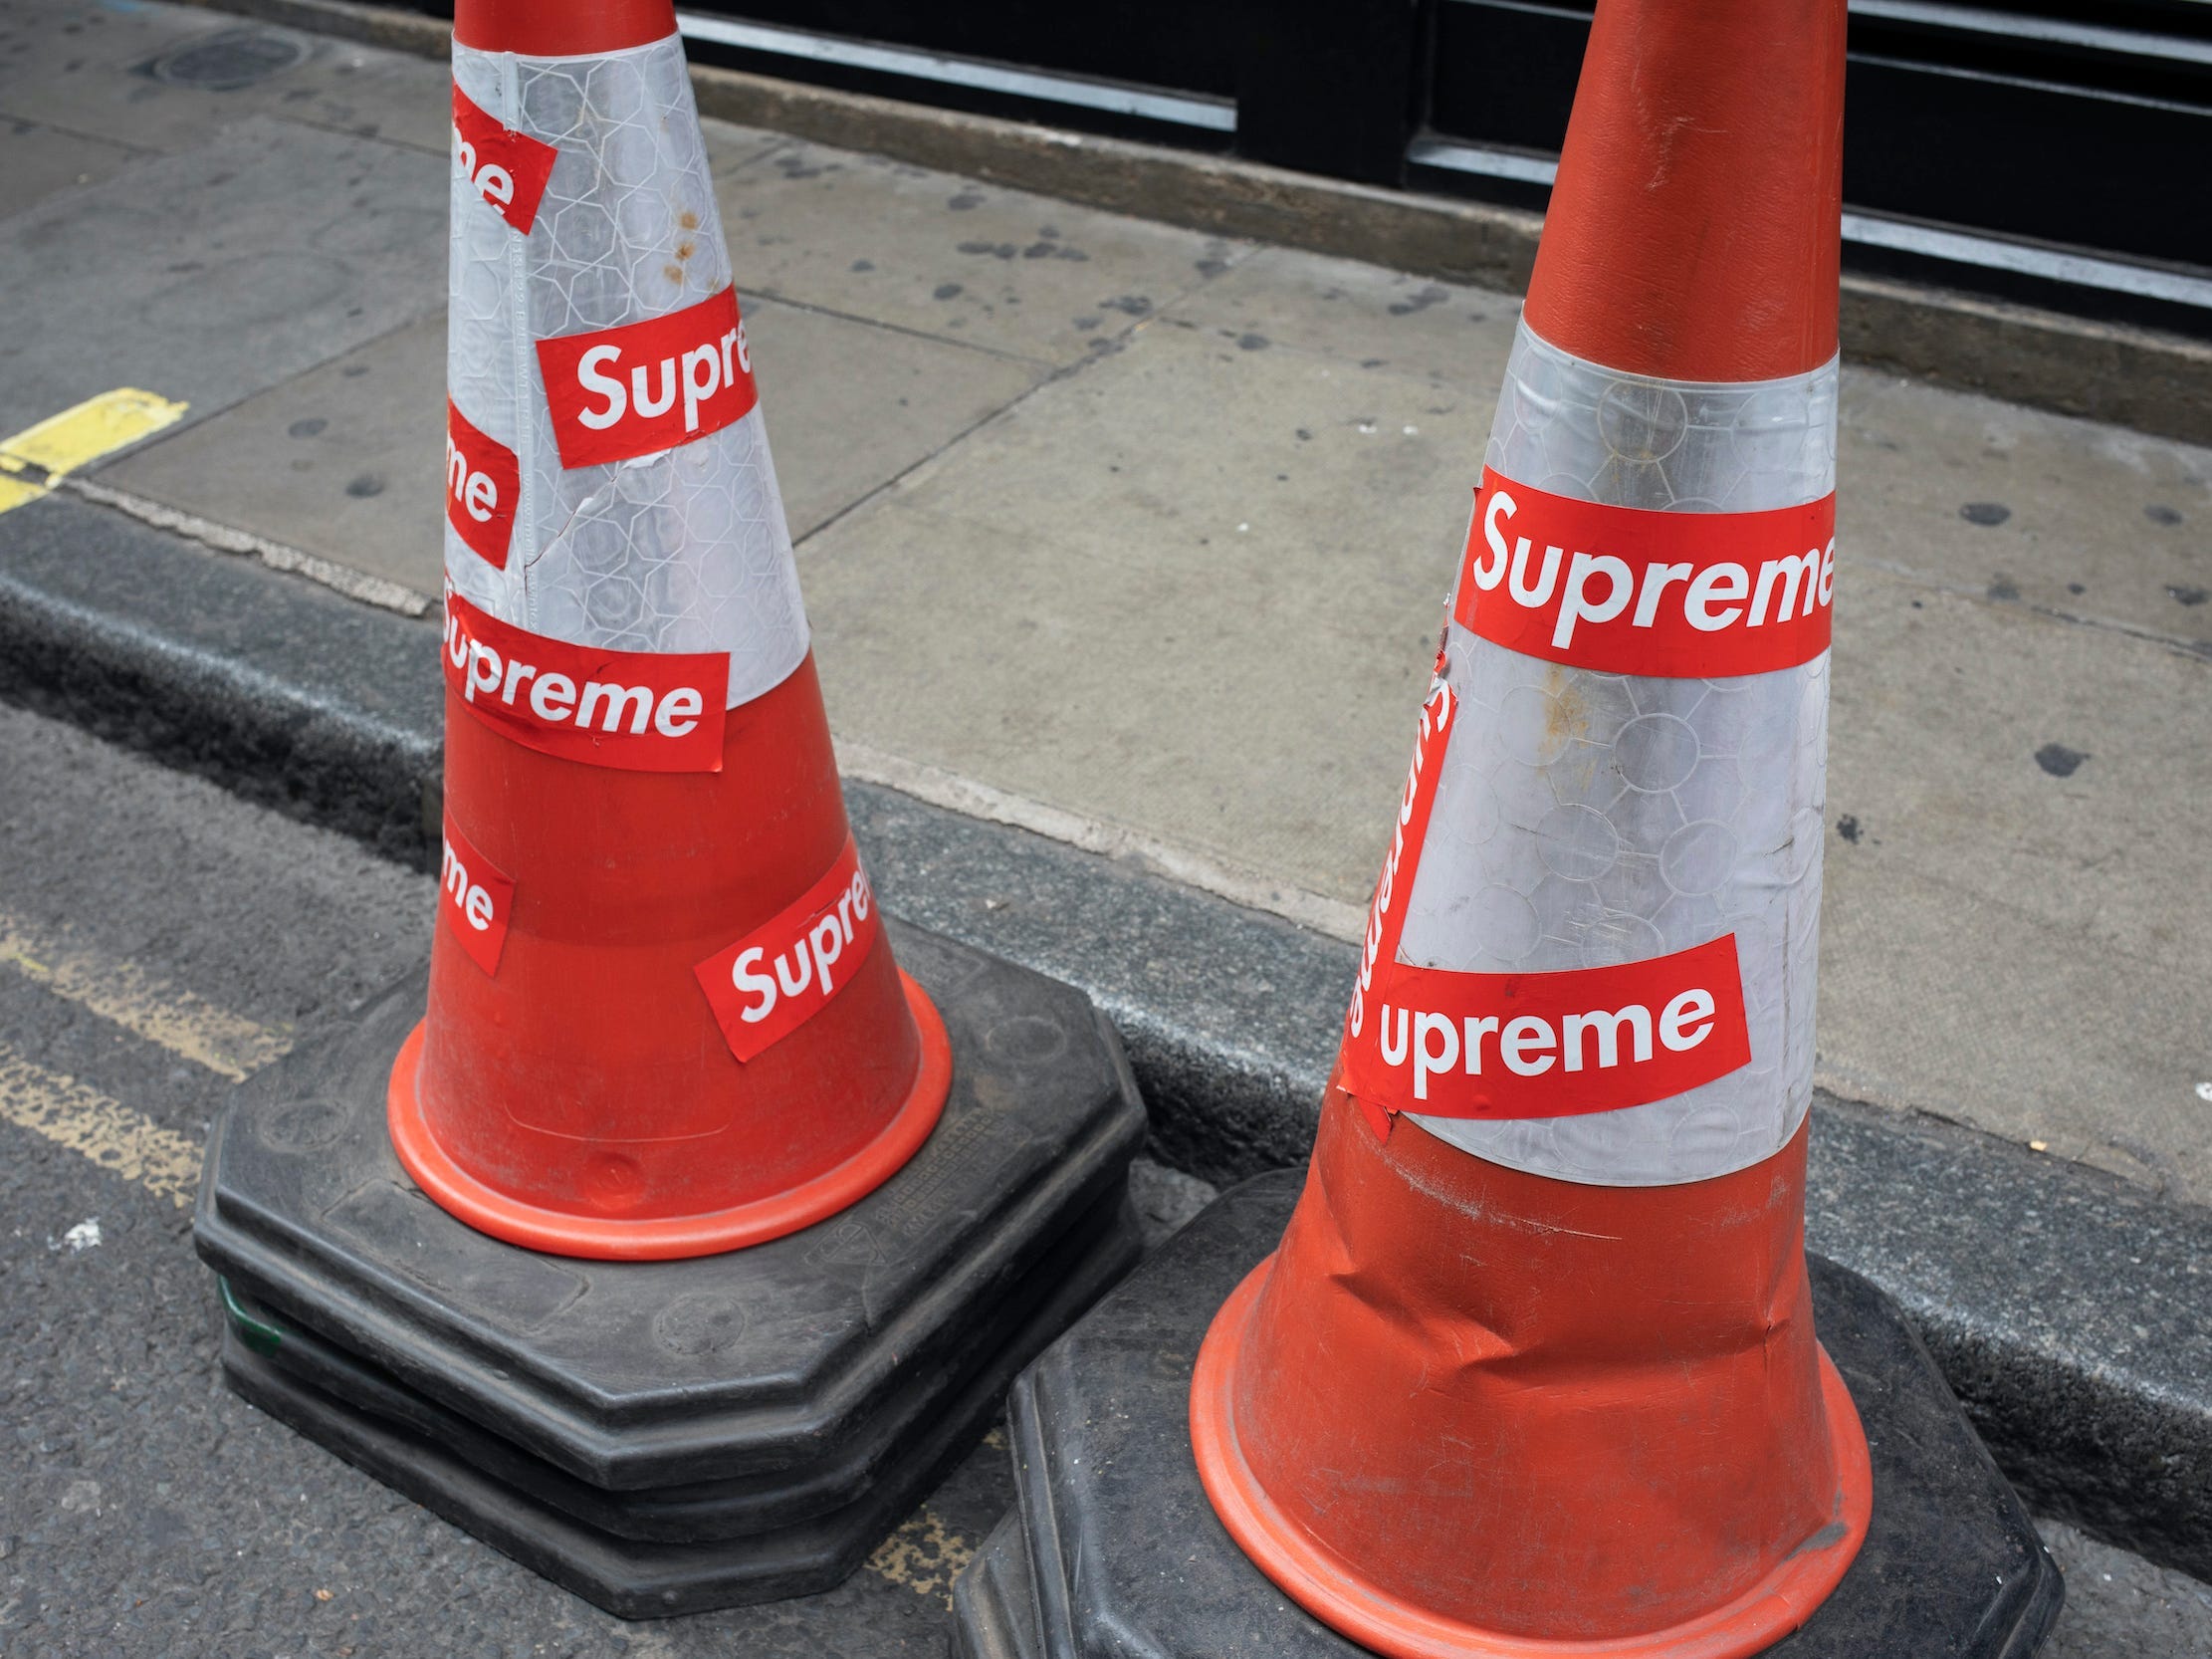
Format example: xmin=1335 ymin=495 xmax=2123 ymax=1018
xmin=0 ymin=909 xmax=980 ymax=1597
xmin=0 ymin=909 xmax=289 ymax=1208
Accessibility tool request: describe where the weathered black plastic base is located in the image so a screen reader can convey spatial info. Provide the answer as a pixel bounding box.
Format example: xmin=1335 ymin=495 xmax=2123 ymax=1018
xmin=194 ymin=920 xmax=1148 ymax=1616
xmin=953 ymin=1172 xmax=2066 ymax=1659
xmin=215 ymin=1194 xmax=1134 ymax=1617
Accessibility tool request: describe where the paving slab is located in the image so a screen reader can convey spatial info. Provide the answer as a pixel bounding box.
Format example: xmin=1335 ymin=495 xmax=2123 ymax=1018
xmin=1841 ymin=371 xmax=2211 ymax=646
xmin=718 ymin=138 xmax=1251 ymax=368
xmin=1822 ymin=573 xmax=2212 ymax=1197
xmin=0 ymin=0 xmax=221 ymax=106
xmin=705 ymin=120 xmax=801 ymax=182
xmin=799 ymin=317 xmax=1479 ymax=906
xmin=99 ymin=295 xmax=1048 ymax=594
xmin=0 ymin=114 xmax=444 ymax=441
xmin=1167 ymin=241 xmax=1524 ymax=395
xmin=747 ymin=294 xmax=1049 ymax=540
xmin=0 ymin=1 xmax=451 ymax=156
xmin=0 ymin=113 xmax=147 ymax=218
xmin=101 ymin=311 xmax=446 ymax=594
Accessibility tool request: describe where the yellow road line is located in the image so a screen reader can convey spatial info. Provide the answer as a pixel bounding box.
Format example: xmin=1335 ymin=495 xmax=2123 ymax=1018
xmin=0 ymin=387 xmax=188 ymax=517
xmin=0 ymin=910 xmax=290 ymax=1082
xmin=0 ymin=1041 xmax=200 ymax=1207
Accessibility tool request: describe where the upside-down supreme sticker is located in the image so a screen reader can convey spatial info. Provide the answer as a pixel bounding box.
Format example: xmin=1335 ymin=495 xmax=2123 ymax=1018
xmin=1455 ymin=468 xmax=1836 ymax=678
xmin=693 ymin=835 xmax=881 ymax=1062
xmin=438 ymin=812 xmax=514 ymax=977
xmin=445 ymin=400 xmax=518 ymax=571
xmin=1339 ymin=671 xmax=1751 ymax=1135
xmin=442 ymin=589 xmax=730 ymax=773
xmin=451 ymin=84 xmax=556 ymax=234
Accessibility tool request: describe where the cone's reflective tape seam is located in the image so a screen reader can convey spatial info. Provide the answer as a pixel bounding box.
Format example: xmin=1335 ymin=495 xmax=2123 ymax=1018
xmin=436 ymin=813 xmax=514 ymax=978
xmin=693 ymin=835 xmax=881 ymax=1063
xmin=1340 ymin=323 xmax=1839 ymax=1186
xmin=445 ymin=28 xmax=807 ymax=715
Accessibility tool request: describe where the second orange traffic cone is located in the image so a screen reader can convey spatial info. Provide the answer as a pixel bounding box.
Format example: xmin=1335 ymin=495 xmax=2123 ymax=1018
xmin=957 ymin=0 xmax=2056 ymax=1650
xmin=1188 ymin=1 xmax=1867 ymax=1649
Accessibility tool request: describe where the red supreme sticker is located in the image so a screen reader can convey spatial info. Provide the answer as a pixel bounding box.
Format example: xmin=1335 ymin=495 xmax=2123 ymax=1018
xmin=438 ymin=813 xmax=514 ymax=977
xmin=1338 ymin=665 xmax=1750 ymax=1134
xmin=536 ymin=287 xmax=758 ymax=470
xmin=1454 ymin=468 xmax=1836 ymax=677
xmin=451 ymin=84 xmax=555 ymax=234
xmin=442 ymin=589 xmax=730 ymax=773
xmin=445 ymin=400 xmax=518 ymax=571
xmin=1339 ymin=934 xmax=1753 ymax=1124
xmin=694 ymin=835 xmax=880 ymax=1062
xmin=1345 ymin=674 xmax=1457 ymax=1076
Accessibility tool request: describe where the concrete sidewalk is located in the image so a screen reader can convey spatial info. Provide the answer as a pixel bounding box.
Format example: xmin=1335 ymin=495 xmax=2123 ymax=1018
xmin=2 ymin=0 xmax=2208 ymax=1219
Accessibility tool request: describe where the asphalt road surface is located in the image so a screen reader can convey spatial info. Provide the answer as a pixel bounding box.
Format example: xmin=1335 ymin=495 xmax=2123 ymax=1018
xmin=0 ymin=700 xmax=2206 ymax=1657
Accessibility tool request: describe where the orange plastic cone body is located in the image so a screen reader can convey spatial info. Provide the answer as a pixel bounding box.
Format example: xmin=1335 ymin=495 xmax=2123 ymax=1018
xmin=1188 ymin=0 xmax=1867 ymax=1651
xmin=1523 ymin=0 xmax=1846 ymax=381
xmin=390 ymin=0 xmax=950 ymax=1260
xmin=1192 ymin=1095 xmax=1869 ymax=1654
xmin=393 ymin=663 xmax=950 ymax=1261
xmin=451 ymin=0 xmax=676 ymax=55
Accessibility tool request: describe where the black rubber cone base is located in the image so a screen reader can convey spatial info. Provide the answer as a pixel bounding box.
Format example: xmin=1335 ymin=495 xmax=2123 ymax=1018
xmin=952 ymin=1172 xmax=2065 ymax=1659
xmin=194 ymin=921 xmax=1147 ymax=1618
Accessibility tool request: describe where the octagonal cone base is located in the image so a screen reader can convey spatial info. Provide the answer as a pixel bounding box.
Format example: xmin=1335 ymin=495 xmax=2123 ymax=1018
xmin=194 ymin=921 xmax=1147 ymax=1617
xmin=952 ymin=1172 xmax=2064 ymax=1659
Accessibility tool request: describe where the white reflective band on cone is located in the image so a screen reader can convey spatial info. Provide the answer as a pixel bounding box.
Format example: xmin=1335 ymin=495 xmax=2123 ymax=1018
xmin=448 ymin=33 xmax=808 ymax=711
xmin=1402 ymin=323 xmax=1839 ymax=1186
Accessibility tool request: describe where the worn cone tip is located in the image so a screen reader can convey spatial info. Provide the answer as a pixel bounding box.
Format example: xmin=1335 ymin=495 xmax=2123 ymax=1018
xmin=452 ymin=0 xmax=678 ymax=55
xmin=1523 ymin=0 xmax=1846 ymax=382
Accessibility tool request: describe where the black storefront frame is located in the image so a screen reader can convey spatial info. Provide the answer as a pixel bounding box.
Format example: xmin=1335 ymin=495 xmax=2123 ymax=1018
xmin=407 ymin=0 xmax=2212 ymax=333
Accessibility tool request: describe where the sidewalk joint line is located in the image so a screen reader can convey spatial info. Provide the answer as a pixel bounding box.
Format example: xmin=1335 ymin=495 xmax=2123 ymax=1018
xmin=1858 ymin=555 xmax=2212 ymax=660
xmin=786 ymin=270 xmax=1235 ymax=549
xmin=0 ymin=106 xmax=165 ymax=161
xmin=746 ymin=286 xmax=1060 ymax=371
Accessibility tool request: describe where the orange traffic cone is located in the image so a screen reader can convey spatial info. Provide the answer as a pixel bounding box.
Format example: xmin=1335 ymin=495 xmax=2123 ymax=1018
xmin=193 ymin=0 xmax=1148 ymax=1614
xmin=951 ymin=0 xmax=2055 ymax=1648
xmin=1185 ymin=0 xmax=1871 ymax=1651
xmin=397 ymin=0 xmax=951 ymax=1260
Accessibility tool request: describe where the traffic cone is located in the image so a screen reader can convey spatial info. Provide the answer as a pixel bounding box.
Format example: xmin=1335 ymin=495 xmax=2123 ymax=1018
xmin=192 ymin=0 xmax=1147 ymax=1614
xmin=952 ymin=0 xmax=2062 ymax=1653
xmin=1187 ymin=0 xmax=1864 ymax=1644
xmin=411 ymin=0 xmax=943 ymax=1262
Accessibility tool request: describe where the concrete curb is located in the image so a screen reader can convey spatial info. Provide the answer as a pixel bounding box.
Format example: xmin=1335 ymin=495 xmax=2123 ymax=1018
xmin=0 ymin=494 xmax=439 ymax=861
xmin=3 ymin=484 xmax=2207 ymax=1588
xmin=182 ymin=0 xmax=2212 ymax=448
